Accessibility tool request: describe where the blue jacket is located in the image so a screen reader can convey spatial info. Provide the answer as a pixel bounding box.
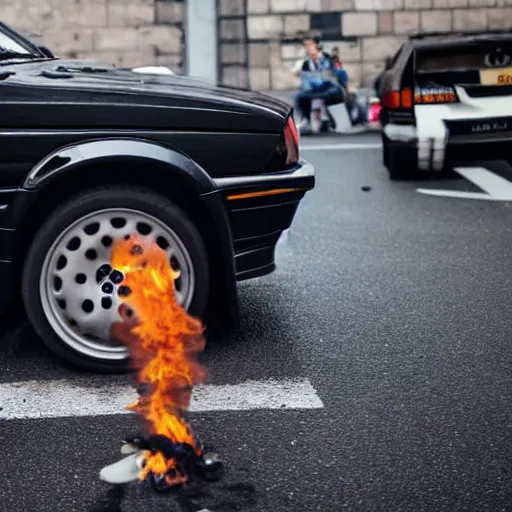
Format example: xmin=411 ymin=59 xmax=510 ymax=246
xmin=300 ymin=52 xmax=337 ymax=92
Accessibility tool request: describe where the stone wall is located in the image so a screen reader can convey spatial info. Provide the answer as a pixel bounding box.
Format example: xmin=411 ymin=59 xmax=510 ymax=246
xmin=219 ymin=0 xmax=512 ymax=90
xmin=4 ymin=0 xmax=512 ymax=90
xmin=3 ymin=0 xmax=186 ymax=72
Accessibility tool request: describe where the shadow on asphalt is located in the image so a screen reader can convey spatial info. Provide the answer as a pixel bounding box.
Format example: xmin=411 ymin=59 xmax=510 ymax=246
xmin=0 ymin=280 xmax=299 ymax=382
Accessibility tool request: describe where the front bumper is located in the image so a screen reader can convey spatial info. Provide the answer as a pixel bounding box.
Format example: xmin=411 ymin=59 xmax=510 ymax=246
xmin=213 ymin=159 xmax=315 ymax=281
xmin=0 ymin=188 xmax=37 ymax=303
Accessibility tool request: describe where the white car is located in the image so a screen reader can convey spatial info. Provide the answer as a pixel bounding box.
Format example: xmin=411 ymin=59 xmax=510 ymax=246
xmin=378 ymin=31 xmax=512 ymax=180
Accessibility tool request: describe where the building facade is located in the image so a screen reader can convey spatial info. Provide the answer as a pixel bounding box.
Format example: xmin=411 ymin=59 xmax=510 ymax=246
xmin=4 ymin=0 xmax=512 ymax=91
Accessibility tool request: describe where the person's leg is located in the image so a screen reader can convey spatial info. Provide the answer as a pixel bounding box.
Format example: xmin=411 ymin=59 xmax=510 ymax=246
xmin=295 ymin=91 xmax=313 ymax=121
xmin=294 ymin=91 xmax=313 ymax=134
xmin=322 ymin=85 xmax=345 ymax=106
xmin=317 ymin=86 xmax=345 ymax=131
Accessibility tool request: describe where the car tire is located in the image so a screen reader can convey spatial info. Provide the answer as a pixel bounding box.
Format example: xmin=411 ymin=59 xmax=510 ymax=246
xmin=21 ymin=186 xmax=209 ymax=373
xmin=382 ymin=134 xmax=390 ymax=168
xmin=387 ymin=146 xmax=418 ymax=181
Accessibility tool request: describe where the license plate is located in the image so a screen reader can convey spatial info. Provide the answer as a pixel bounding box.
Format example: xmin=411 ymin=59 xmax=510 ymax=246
xmin=479 ymin=66 xmax=512 ymax=85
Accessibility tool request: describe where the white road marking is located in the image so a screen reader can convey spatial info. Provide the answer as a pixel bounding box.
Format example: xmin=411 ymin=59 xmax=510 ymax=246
xmin=417 ymin=166 xmax=512 ymax=201
xmin=301 ymin=143 xmax=381 ymax=151
xmin=0 ymin=378 xmax=324 ymax=420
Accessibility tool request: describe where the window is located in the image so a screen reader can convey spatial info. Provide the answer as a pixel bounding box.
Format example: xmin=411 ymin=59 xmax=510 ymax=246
xmin=0 ymin=31 xmax=31 ymax=55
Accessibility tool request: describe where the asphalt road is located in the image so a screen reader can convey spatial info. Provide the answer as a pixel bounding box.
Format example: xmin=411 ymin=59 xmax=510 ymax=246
xmin=2 ymin=134 xmax=512 ymax=511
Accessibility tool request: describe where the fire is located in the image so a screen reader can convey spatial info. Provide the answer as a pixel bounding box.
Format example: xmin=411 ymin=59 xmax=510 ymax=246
xmin=109 ymin=234 xmax=207 ymax=487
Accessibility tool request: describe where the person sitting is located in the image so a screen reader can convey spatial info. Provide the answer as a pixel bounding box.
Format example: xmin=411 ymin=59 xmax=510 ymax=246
xmin=294 ymin=34 xmax=344 ymax=135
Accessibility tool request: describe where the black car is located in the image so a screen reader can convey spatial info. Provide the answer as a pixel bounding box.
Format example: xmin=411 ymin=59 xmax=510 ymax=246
xmin=378 ymin=31 xmax=512 ymax=180
xmin=0 ymin=22 xmax=315 ymax=372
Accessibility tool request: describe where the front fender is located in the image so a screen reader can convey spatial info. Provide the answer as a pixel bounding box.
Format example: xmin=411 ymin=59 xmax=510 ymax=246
xmin=22 ymin=138 xmax=217 ymax=195
xmin=16 ymin=137 xmax=240 ymax=325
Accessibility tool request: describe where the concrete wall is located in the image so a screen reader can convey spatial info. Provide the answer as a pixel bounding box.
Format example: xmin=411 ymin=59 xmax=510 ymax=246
xmin=3 ymin=0 xmax=186 ymax=72
xmin=219 ymin=0 xmax=512 ymax=90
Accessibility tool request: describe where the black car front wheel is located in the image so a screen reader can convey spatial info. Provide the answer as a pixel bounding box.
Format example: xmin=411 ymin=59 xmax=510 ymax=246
xmin=22 ymin=186 xmax=209 ymax=373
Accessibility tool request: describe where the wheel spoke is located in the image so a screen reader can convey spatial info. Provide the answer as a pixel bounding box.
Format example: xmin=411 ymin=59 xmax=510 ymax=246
xmin=41 ymin=208 xmax=195 ymax=361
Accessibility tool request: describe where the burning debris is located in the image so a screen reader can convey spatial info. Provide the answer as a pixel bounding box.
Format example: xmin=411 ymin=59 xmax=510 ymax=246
xmin=99 ymin=235 xmax=223 ymax=491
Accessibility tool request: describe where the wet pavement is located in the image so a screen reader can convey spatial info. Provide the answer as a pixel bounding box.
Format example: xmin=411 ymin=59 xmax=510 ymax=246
xmin=1 ymin=134 xmax=512 ymax=511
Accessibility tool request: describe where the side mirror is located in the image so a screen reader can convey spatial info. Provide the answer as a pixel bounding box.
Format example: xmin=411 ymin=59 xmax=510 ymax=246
xmin=38 ymin=46 xmax=54 ymax=58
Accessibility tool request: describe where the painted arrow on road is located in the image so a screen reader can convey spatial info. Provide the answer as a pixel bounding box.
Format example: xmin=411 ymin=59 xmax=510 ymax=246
xmin=417 ymin=167 xmax=512 ymax=201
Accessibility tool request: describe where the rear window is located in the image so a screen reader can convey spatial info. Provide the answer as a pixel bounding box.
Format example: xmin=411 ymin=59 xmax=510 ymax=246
xmin=416 ymin=42 xmax=512 ymax=72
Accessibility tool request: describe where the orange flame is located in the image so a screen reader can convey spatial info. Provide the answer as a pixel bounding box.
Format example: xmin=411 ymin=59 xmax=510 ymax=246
xmin=109 ymin=234 xmax=206 ymax=486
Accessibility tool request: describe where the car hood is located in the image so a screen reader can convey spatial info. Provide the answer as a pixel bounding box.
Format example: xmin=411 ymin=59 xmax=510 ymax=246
xmin=0 ymin=59 xmax=291 ymax=132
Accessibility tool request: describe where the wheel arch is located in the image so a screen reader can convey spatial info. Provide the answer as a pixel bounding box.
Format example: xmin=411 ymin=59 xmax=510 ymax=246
xmin=22 ymin=138 xmax=217 ymax=194
xmin=15 ymin=150 xmax=239 ymax=326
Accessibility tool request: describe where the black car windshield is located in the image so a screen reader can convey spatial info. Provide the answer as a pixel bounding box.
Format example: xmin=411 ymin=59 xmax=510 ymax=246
xmin=0 ymin=30 xmax=39 ymax=62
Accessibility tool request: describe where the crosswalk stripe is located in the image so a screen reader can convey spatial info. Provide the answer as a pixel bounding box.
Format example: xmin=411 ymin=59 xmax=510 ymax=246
xmin=0 ymin=378 xmax=323 ymax=420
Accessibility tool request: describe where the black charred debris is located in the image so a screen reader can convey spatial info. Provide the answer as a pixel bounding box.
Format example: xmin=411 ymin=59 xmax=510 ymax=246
xmin=124 ymin=434 xmax=224 ymax=492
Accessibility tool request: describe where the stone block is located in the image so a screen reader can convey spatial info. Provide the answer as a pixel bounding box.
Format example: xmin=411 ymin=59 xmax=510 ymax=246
xmin=342 ymin=62 xmax=362 ymax=86
xmin=320 ymin=0 xmax=355 ymax=9
xmin=469 ymin=0 xmax=496 ymax=5
xmin=432 ymin=0 xmax=467 ymax=7
xmin=250 ymin=68 xmax=271 ymax=90
xmin=453 ymin=8 xmax=488 ymax=29
xmin=393 ymin=11 xmax=420 ymax=34
xmin=93 ymin=27 xmax=139 ymax=52
xmin=107 ymin=0 xmax=155 ymax=27
xmin=86 ymin=50 xmax=156 ymax=68
xmin=362 ymin=36 xmax=408 ymax=61
xmin=342 ymin=12 xmax=378 ymax=36
xmin=220 ymin=19 xmax=246 ymax=40
xmin=405 ymin=0 xmax=432 ymax=7
xmin=138 ymin=25 xmax=182 ymax=53
xmin=14 ymin=0 xmax=108 ymax=31
xmin=284 ymin=14 xmax=310 ymax=34
xmin=155 ymin=54 xmax=183 ymax=72
xmin=219 ymin=0 xmax=246 ymax=15
xmin=250 ymin=43 xmax=272 ymax=66
xmin=378 ymin=12 xmax=394 ymax=33
xmin=118 ymin=50 xmax=158 ymax=68
xmin=222 ymin=66 xmax=249 ymax=88
xmin=487 ymin=7 xmax=512 ymax=28
xmin=73 ymin=52 xmax=115 ymax=65
xmin=269 ymin=0 xmax=321 ymax=12
xmin=156 ymin=1 xmax=185 ymax=24
xmin=497 ymin=0 xmax=512 ymax=5
xmin=269 ymin=42 xmax=283 ymax=67
xmin=362 ymin=61 xmax=385 ymax=87
xmin=42 ymin=29 xmax=94 ymax=56
xmin=247 ymin=15 xmax=284 ymax=39
xmin=420 ymin=9 xmax=453 ymax=31
xmin=62 ymin=0 xmax=108 ymax=28
xmin=221 ymin=43 xmax=247 ymax=64
xmin=354 ymin=0 xmax=404 ymax=9
xmin=1 ymin=5 xmax=17 ymax=27
xmin=248 ymin=0 xmax=271 ymax=13
xmin=270 ymin=67 xmax=300 ymax=90
xmin=326 ymin=40 xmax=362 ymax=61
xmin=281 ymin=43 xmax=305 ymax=60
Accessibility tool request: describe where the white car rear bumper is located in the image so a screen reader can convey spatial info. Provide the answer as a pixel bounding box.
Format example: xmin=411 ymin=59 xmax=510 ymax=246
xmin=385 ymin=87 xmax=512 ymax=171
